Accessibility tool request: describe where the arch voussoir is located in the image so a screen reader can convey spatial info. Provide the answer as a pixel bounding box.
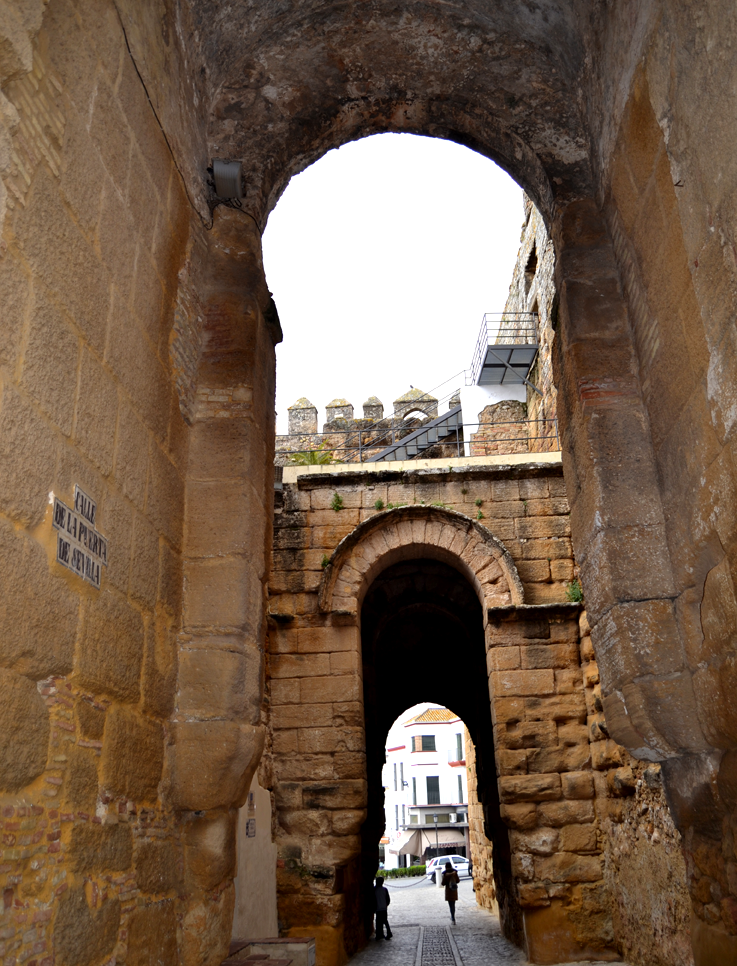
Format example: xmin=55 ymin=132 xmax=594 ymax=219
xmin=318 ymin=505 xmax=524 ymax=613
xmin=436 ymin=524 xmax=457 ymax=552
xmin=410 ymin=518 xmax=427 ymax=546
xmin=424 ymin=519 xmax=444 ymax=546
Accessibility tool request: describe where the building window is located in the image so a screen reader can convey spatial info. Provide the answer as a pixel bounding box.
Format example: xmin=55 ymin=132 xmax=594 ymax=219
xmin=458 ymin=774 xmax=463 ymax=803
xmin=410 ymin=814 xmax=419 ymax=825
xmin=395 ymin=805 xmax=399 ymax=830
xmin=456 ymin=733 xmax=463 ymax=760
xmin=427 ymin=776 xmax=440 ymax=805
xmin=413 ymin=735 xmax=436 ymax=752
xmin=412 ymin=777 xmax=417 ymax=805
xmin=394 ymin=763 xmax=397 ymax=791
xmin=426 ymin=812 xmax=450 ymax=824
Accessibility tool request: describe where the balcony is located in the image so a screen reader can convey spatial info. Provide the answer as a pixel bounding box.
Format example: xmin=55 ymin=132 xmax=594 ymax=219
xmin=405 ymin=805 xmax=468 ymax=826
xmin=466 ymin=312 xmax=540 ymax=394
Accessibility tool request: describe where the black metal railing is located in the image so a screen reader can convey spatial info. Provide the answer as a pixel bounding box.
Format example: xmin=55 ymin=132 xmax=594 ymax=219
xmin=467 ymin=312 xmax=539 ymax=386
xmin=278 ymin=387 xmax=461 ymax=462
xmin=275 ymin=417 xmax=559 ymax=465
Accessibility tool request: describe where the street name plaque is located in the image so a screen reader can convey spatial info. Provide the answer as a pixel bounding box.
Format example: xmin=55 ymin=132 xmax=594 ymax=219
xmin=52 ymin=485 xmax=108 ymax=589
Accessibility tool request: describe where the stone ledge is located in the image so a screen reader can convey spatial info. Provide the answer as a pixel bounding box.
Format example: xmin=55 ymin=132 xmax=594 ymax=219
xmin=488 ymin=601 xmax=583 ymax=620
xmin=283 ymin=453 xmax=563 ymax=485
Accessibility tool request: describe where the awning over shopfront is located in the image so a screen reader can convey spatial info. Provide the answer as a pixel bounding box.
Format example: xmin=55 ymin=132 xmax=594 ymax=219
xmin=395 ymin=828 xmax=466 ymax=855
xmin=389 ymin=829 xmax=419 ymax=855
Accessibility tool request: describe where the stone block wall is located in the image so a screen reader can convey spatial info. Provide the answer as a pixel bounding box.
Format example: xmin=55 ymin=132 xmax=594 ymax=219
xmin=470 ymin=400 xmax=531 ymax=457
xmin=271 ymin=460 xmax=575 ymax=610
xmin=579 ymin=612 xmax=693 ymax=966
xmin=264 ymin=458 xmax=693 ymax=965
xmin=7 ymin=7 xmax=737 ymax=966
xmin=500 ymin=197 xmax=558 ymax=443
xmin=0 ymin=3 xmax=197 ymax=963
xmin=266 ymin=460 xmax=582 ymax=963
xmin=467 ymin=601 xmax=693 ymax=965
xmin=465 ymin=726 xmax=497 ymax=914
xmin=484 ymin=605 xmax=615 ymax=963
xmin=39 ymin=3 xmax=737 ymax=961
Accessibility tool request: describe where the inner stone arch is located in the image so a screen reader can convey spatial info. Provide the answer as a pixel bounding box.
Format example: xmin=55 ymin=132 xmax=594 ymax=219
xmin=265 ymin=465 xmax=661 ymax=964
xmin=318 ymin=504 xmax=524 ymax=615
xmin=359 ymin=556 xmax=522 ymax=945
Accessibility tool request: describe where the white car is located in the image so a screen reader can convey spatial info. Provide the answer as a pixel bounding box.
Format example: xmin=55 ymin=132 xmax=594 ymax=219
xmin=426 ymin=855 xmax=470 ymax=882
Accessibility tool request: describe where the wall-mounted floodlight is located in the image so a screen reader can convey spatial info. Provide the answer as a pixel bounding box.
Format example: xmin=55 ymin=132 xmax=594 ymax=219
xmin=212 ymin=159 xmax=243 ymax=200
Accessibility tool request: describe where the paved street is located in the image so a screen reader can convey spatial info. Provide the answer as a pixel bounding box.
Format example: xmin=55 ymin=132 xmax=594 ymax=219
xmin=346 ymin=876 xmax=627 ymax=966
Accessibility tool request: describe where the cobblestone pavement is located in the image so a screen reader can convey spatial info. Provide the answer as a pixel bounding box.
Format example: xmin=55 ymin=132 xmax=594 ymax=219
xmin=346 ymin=876 xmax=628 ymax=966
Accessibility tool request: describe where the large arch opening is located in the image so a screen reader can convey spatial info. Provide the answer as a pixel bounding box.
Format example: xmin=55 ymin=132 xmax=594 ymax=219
xmin=261 ymin=132 xmax=525 ymax=437
xmin=359 ymin=558 xmax=521 ymax=945
xmin=185 ymin=0 xmax=694 ymax=822
xmin=6 ymin=6 xmax=737 ymax=966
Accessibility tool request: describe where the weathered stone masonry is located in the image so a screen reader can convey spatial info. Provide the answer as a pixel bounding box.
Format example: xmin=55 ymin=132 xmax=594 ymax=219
xmin=0 ymin=5 xmax=193 ymax=965
xmin=0 ymin=7 xmax=275 ymax=966
xmin=264 ymin=458 xmax=691 ymax=965
xmin=4 ymin=2 xmax=737 ymax=965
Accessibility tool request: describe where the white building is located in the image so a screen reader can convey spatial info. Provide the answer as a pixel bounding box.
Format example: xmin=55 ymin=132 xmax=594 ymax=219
xmin=380 ymin=704 xmax=470 ymax=870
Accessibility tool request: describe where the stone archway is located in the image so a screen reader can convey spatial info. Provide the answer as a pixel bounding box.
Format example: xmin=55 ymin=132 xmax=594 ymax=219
xmin=358 ymin=557 xmax=518 ymax=946
xmin=268 ymin=496 xmax=627 ymax=964
xmin=318 ymin=504 xmax=524 ymax=615
xmin=149 ymin=12 xmax=722 ymax=957
xmin=5 ymin=5 xmax=737 ymax=965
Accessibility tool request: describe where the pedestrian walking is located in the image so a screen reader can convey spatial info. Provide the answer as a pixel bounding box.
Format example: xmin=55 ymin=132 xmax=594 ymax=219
xmin=441 ymin=862 xmax=460 ymax=924
xmin=373 ymin=876 xmax=393 ymax=940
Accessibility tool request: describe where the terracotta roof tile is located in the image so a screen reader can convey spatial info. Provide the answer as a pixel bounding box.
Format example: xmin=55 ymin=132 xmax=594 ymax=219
xmin=406 ymin=707 xmax=459 ymax=724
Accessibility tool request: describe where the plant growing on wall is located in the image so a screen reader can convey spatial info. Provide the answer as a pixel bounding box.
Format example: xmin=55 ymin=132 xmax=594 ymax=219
xmin=288 ymin=445 xmax=339 ymax=465
xmin=374 ymin=499 xmax=385 ymax=510
xmin=330 ymin=492 xmax=344 ymax=512
xmin=565 ymin=578 xmax=583 ymax=602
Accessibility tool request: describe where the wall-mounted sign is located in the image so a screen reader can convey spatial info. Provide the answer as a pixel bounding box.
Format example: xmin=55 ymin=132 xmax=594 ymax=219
xmin=52 ymin=485 xmax=108 ymax=589
xmin=246 ymin=819 xmax=256 ymax=838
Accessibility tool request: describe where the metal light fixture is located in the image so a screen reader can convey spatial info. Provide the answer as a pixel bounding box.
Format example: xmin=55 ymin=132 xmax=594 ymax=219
xmin=212 ymin=159 xmax=243 ymax=200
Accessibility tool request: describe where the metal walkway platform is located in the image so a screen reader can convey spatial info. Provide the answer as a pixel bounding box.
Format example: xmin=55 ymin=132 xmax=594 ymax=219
xmin=366 ymin=404 xmax=463 ymax=462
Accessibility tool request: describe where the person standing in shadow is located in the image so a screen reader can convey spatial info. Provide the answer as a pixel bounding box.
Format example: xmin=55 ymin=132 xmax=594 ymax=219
xmin=441 ymin=862 xmax=460 ymax=924
xmin=373 ymin=876 xmax=393 ymax=940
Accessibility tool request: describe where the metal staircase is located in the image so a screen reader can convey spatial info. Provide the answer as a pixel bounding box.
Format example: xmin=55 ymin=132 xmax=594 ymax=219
xmin=366 ymin=404 xmax=463 ymax=462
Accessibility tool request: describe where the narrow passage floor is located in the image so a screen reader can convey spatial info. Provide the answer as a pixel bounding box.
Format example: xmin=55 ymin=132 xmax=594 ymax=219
xmin=347 ymin=876 xmax=627 ymax=966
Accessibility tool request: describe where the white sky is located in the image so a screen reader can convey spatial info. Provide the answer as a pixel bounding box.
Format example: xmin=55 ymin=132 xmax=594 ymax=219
xmin=262 ymin=133 xmax=524 ymax=435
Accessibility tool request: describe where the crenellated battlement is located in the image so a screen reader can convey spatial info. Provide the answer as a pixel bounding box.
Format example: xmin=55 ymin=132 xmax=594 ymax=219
xmin=277 ymin=388 xmax=452 ymax=464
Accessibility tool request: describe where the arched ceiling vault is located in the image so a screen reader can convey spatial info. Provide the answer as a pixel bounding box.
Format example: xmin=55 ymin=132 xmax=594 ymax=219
xmin=117 ymin=0 xmax=601 ymax=227
xmin=201 ymin=0 xmax=592 ymax=224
